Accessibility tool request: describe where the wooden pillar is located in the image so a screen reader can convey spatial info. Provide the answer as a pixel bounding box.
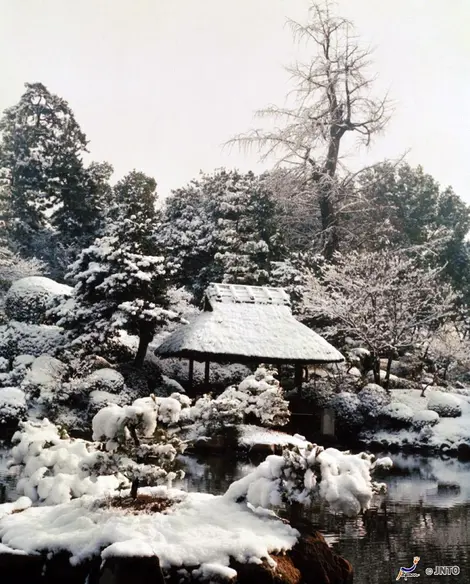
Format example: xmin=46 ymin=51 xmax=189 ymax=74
xmin=204 ymin=360 xmax=210 ymax=390
xmin=188 ymin=359 xmax=194 ymax=392
xmin=294 ymin=363 xmax=303 ymax=396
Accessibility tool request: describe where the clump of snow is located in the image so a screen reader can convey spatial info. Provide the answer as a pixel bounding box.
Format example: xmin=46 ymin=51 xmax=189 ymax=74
xmin=358 ymin=384 xmax=391 ymax=418
xmin=5 ymin=276 xmax=72 ymax=324
xmin=225 ymin=442 xmax=391 ymax=517
xmin=0 ymin=487 xmax=298 ymax=570
xmin=427 ymin=390 xmax=462 ymax=418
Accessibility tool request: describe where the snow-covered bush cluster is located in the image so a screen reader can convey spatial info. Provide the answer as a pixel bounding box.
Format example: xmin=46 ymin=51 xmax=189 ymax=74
xmin=186 ymin=367 xmax=290 ymax=439
xmin=225 ymin=441 xmax=392 ymax=517
xmin=7 ymin=419 xmax=122 ymax=505
xmin=0 ymin=321 xmax=65 ymax=360
xmin=357 ymin=384 xmax=391 ymax=418
xmin=427 ymin=391 xmax=462 ymax=418
xmin=4 ymin=276 xmax=72 ymax=324
xmin=89 ymin=392 xmax=190 ymax=497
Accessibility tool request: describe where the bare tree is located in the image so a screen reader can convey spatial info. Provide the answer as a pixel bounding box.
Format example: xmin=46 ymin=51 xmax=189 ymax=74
xmin=228 ymin=0 xmax=390 ymax=259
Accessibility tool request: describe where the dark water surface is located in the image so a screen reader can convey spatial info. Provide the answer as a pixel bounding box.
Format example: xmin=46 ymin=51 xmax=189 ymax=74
xmin=178 ymin=452 xmax=470 ymax=584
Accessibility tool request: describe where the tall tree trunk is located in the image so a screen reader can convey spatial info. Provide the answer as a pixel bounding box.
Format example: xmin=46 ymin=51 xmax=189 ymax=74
xmin=130 ymin=478 xmax=139 ymax=499
xmin=384 ymin=355 xmax=393 ymax=392
xmin=134 ymin=328 xmax=153 ymax=367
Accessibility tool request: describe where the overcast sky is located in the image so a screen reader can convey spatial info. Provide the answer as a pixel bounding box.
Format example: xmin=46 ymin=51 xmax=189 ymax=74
xmin=1 ymin=0 xmax=469 ymax=201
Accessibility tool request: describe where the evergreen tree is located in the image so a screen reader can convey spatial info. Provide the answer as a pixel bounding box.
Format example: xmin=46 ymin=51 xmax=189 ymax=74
xmin=159 ymin=169 xmax=284 ymax=300
xmin=56 ymin=171 xmax=177 ymax=365
xmin=0 ymin=83 xmax=112 ymax=274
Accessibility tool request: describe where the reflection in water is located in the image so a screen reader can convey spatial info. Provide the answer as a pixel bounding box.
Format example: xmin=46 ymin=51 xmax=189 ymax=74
xmin=179 ymin=452 xmax=470 ymax=584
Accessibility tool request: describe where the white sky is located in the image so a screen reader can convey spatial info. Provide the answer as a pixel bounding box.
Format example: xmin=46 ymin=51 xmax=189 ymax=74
xmin=1 ymin=0 xmax=469 ymax=201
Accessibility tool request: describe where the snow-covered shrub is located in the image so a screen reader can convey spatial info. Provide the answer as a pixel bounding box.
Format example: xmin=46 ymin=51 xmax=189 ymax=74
xmin=87 ymin=390 xmax=130 ymax=419
xmin=427 ymin=391 xmax=462 ymax=418
xmin=21 ymin=355 xmax=68 ymax=398
xmin=0 ymin=321 xmax=65 ymax=359
xmin=76 ymin=368 xmax=125 ymax=395
xmin=224 ymin=442 xmax=392 ymax=517
xmin=380 ymin=402 xmax=414 ymax=428
xmin=4 ymin=276 xmax=72 ymax=324
xmin=358 ymin=384 xmax=391 ymax=418
xmin=330 ymin=392 xmax=364 ymax=430
xmin=186 ymin=367 xmax=290 ymax=440
xmin=301 ymin=379 xmax=334 ymax=408
xmin=0 ymin=357 xmax=8 ymax=373
xmin=87 ymin=393 xmax=189 ymax=497
xmin=0 ymin=388 xmax=27 ymax=434
xmin=7 ymin=419 xmax=122 ymax=504
xmin=155 ymin=358 xmax=251 ymax=390
xmin=411 ymin=409 xmax=440 ymax=429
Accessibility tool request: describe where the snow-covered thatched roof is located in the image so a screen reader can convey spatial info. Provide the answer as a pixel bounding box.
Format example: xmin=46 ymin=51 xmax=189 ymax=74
xmin=155 ymin=284 xmax=344 ymax=364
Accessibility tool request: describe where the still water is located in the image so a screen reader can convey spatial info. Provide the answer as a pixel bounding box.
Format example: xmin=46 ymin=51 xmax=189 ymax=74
xmin=178 ymin=452 xmax=470 ymax=584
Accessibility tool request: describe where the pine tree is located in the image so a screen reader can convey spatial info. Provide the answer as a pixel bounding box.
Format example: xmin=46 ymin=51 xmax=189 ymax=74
xmin=56 ymin=171 xmax=177 ymax=365
xmin=159 ymin=169 xmax=284 ymax=300
xmin=0 ymin=83 xmax=112 ymax=274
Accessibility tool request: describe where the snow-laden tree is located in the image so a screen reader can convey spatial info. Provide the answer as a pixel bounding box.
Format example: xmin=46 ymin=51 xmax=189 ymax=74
xmin=158 ymin=169 xmax=284 ymax=301
xmin=0 ymin=83 xmax=113 ymax=274
xmin=304 ymin=250 xmax=458 ymax=387
xmin=55 ymin=171 xmax=178 ymax=365
xmin=225 ymin=441 xmax=392 ymax=517
xmin=87 ymin=393 xmax=190 ymax=498
xmin=187 ymin=367 xmax=290 ymax=439
xmin=229 ymin=0 xmax=390 ymax=259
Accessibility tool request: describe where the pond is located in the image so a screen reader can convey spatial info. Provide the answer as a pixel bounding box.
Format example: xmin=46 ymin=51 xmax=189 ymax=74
xmin=177 ymin=452 xmax=470 ymax=584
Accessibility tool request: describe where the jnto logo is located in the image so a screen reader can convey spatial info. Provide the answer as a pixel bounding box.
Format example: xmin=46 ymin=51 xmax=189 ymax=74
xmin=396 ymin=556 xmax=420 ymax=580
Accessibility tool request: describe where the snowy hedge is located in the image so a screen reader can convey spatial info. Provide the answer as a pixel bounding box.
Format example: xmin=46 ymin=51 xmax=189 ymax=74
xmin=0 ymin=322 xmax=65 ymax=360
xmin=4 ymin=277 xmax=72 ymax=324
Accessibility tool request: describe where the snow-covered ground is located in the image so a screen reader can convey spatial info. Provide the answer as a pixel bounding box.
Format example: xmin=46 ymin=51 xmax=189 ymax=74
xmin=238 ymin=424 xmax=307 ymax=448
xmin=360 ymin=388 xmax=470 ymax=452
xmin=0 ymin=486 xmax=298 ymax=573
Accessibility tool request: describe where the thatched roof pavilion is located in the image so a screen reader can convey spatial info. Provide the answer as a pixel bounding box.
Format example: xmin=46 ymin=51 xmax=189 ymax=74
xmin=154 ymin=283 xmax=344 ymax=390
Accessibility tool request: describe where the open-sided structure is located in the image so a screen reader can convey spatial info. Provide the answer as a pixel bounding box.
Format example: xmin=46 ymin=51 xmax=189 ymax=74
xmin=154 ymin=283 xmax=344 ymax=389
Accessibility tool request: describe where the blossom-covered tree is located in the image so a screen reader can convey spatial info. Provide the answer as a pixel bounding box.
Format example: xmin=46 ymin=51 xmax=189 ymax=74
xmin=55 ymin=171 xmax=178 ymax=365
xmin=304 ymin=250 xmax=458 ymax=387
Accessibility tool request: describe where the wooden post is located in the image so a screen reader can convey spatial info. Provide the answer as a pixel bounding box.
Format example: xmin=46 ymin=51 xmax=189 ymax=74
xmin=204 ymin=360 xmax=210 ymax=390
xmin=294 ymin=363 xmax=303 ymax=396
xmin=188 ymin=359 xmax=194 ymax=393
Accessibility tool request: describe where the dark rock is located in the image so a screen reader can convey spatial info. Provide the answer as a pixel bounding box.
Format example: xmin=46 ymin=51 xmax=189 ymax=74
xmin=100 ymin=556 xmax=165 ymax=584
xmin=457 ymin=443 xmax=470 ymax=461
xmin=232 ymin=555 xmax=301 ymax=584
xmin=289 ymin=533 xmax=353 ymax=584
xmin=0 ymin=552 xmax=44 ymax=584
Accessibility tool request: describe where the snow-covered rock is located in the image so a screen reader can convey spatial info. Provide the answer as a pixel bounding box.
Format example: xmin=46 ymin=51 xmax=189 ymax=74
xmin=427 ymin=391 xmax=462 ymax=418
xmin=4 ymin=276 xmax=72 ymax=324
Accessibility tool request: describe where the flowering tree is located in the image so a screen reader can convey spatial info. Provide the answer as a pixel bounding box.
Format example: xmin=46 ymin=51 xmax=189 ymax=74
xmin=304 ymin=250 xmax=457 ymax=387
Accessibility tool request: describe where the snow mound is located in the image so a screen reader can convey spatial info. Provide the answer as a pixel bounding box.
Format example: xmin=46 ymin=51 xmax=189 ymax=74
xmin=427 ymin=391 xmax=462 ymax=418
xmin=239 ymin=425 xmax=307 ymax=448
xmin=5 ymin=277 xmax=72 ymax=324
xmin=0 ymin=488 xmax=298 ymax=569
xmin=381 ymin=402 xmax=414 ymax=424
xmin=412 ymin=409 xmax=440 ymax=429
